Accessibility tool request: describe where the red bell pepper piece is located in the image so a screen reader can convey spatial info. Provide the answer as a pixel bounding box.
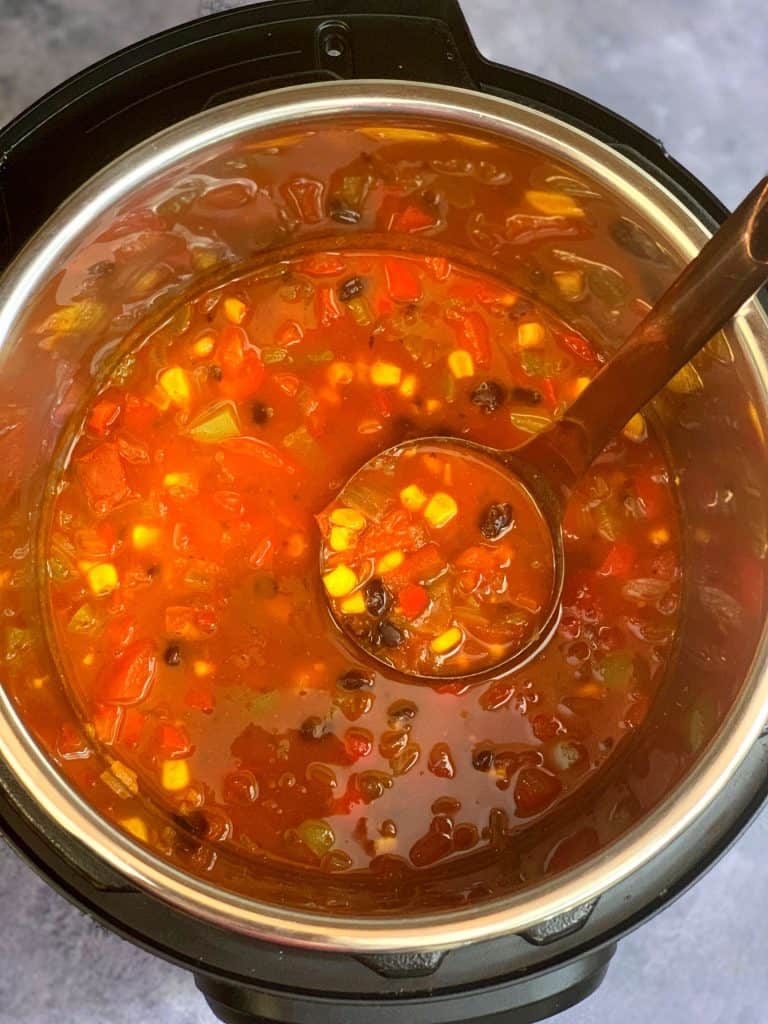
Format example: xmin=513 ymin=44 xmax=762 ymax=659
xmin=398 ymin=583 xmax=429 ymax=618
xmin=92 ymin=704 xmax=124 ymax=746
xmin=155 ymin=722 xmax=192 ymax=757
xmin=76 ymin=443 xmax=129 ymax=513
xmin=98 ymin=640 xmax=157 ymax=705
xmin=598 ymin=541 xmax=636 ymax=577
xmin=561 ymin=330 xmax=598 ymax=363
xmin=455 ymin=312 xmax=491 ymax=367
xmin=87 ymin=399 xmax=121 ymax=436
xmin=384 ymin=258 xmax=422 ymax=302
xmin=389 ymin=204 xmax=438 ymax=233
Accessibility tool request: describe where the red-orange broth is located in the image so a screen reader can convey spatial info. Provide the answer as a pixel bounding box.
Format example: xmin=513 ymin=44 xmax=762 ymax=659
xmin=44 ymin=246 xmax=682 ymax=874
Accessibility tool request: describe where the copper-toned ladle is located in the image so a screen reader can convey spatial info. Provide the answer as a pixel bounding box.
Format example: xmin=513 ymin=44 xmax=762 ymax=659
xmin=324 ymin=177 xmax=768 ymax=680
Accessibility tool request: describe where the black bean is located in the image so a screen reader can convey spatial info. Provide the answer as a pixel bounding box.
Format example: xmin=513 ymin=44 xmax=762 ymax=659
xmin=470 ymin=379 xmax=506 ymax=414
xmin=388 ymin=700 xmax=417 ymax=723
xmin=209 ymin=364 xmax=223 ymax=381
xmin=338 ymin=669 xmax=374 ymax=690
xmin=329 ymin=202 xmax=361 ymax=225
xmin=472 ymin=748 xmax=495 ymax=772
xmin=510 ymin=386 xmax=542 ymax=406
xmin=611 ymin=217 xmax=673 ymax=265
xmin=172 ymin=810 xmax=208 ymax=837
xmin=339 ymin=276 xmax=365 ymax=302
xmin=364 ymin=577 xmax=392 ymax=617
xmin=479 ymin=502 xmax=515 ymax=540
xmin=251 ymin=401 xmax=272 ymax=424
xmin=300 ymin=716 xmax=329 ymax=740
xmin=164 ymin=644 xmax=182 ymax=667
xmin=378 ymin=620 xmax=405 ymax=648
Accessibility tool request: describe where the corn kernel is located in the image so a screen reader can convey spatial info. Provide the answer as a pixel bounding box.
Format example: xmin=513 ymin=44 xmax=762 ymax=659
xmin=83 ymin=652 xmax=95 ymax=667
xmin=327 ymin=361 xmax=355 ymax=386
xmin=131 ymin=524 xmax=161 ymax=549
xmin=223 ymin=297 xmax=247 ymax=324
xmin=425 ymin=398 xmax=443 ymax=414
xmin=376 ymin=551 xmax=405 ymax=574
xmin=399 ymin=373 xmax=418 ymax=398
xmin=370 ymin=361 xmax=402 ymax=387
xmin=161 ymin=759 xmax=190 ymax=792
xmin=553 ymin=270 xmax=585 ymax=300
xmin=191 ymin=335 xmax=215 ymax=359
xmin=329 ymin=526 xmax=356 ymax=552
xmin=400 ymin=484 xmax=428 ymax=511
xmin=120 ymin=817 xmax=149 ymax=842
xmin=649 ymin=526 xmax=671 ymax=546
xmin=518 ymin=322 xmax=545 ymax=349
xmin=193 ymin=660 xmax=215 ymax=677
xmin=447 ymin=349 xmax=475 ymax=379
xmin=31 ymin=676 xmax=48 ymax=689
xmin=572 ymin=376 xmax=591 ymax=398
xmin=285 ymin=532 xmax=308 ymax=558
xmin=340 ymin=592 xmax=367 ymax=615
xmin=159 ymin=367 xmax=191 ymax=407
xmin=424 ymin=492 xmax=458 ymax=528
xmin=323 ymin=565 xmax=358 ymax=597
xmin=524 ymin=190 xmax=585 ymax=218
xmin=163 ymin=471 xmax=198 ymax=495
xmin=430 ymin=626 xmax=463 ymax=655
xmin=329 ymin=507 xmax=366 ymax=530
xmin=86 ymin=563 xmax=118 ymax=596
xmin=575 ymin=682 xmax=606 ymax=700
xmin=622 ymin=412 xmax=647 ymax=442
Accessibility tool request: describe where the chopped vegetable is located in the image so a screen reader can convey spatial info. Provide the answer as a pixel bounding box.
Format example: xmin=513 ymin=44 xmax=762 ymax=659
xmin=424 ymin=492 xmax=458 ymax=528
xmin=370 ymin=361 xmax=402 ymax=387
xmin=323 ymin=565 xmax=358 ymax=597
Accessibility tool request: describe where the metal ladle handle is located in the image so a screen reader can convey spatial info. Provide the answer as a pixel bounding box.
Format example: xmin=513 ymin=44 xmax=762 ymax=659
xmin=524 ymin=176 xmax=768 ymax=491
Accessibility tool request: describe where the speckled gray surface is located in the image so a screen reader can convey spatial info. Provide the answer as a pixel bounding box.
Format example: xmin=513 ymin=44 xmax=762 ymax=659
xmin=1 ymin=2 xmax=767 ymax=1022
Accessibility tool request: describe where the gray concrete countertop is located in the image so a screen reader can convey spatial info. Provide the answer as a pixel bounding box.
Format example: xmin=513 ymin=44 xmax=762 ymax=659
xmin=1 ymin=2 xmax=766 ymax=1021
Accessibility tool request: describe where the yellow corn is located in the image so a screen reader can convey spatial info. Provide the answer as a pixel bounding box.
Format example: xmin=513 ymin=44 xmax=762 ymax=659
xmin=223 ymin=297 xmax=247 ymax=324
xmin=370 ymin=361 xmax=402 ymax=387
xmin=329 ymin=526 xmax=356 ymax=552
xmin=285 ymin=532 xmax=308 ymax=558
xmin=83 ymin=652 xmax=95 ymax=667
xmin=425 ymin=398 xmax=443 ymax=414
xmin=191 ymin=335 xmax=215 ymax=359
xmin=430 ymin=626 xmax=463 ymax=655
xmin=553 ymin=270 xmax=585 ymax=299
xmin=327 ymin=361 xmax=355 ymax=386
xmin=340 ymin=592 xmax=367 ymax=615
xmin=323 ymin=565 xmax=358 ymax=598
xmin=159 ymin=367 xmax=191 ymax=407
xmin=120 ymin=817 xmax=149 ymax=842
xmin=131 ymin=524 xmax=161 ymax=550
xmin=447 ymin=349 xmax=475 ymax=379
xmin=86 ymin=563 xmax=118 ymax=596
xmin=518 ymin=322 xmax=546 ymax=349
xmin=329 ymin=507 xmax=366 ymax=530
xmin=376 ymin=551 xmax=405 ymax=574
xmin=163 ymin=471 xmax=198 ymax=495
xmin=622 ymin=412 xmax=647 ymax=441
xmin=649 ymin=526 xmax=670 ymax=546
xmin=424 ymin=492 xmax=458 ymax=528
xmin=572 ymin=376 xmax=591 ymax=398
xmin=399 ymin=373 xmax=418 ymax=398
xmin=161 ymin=759 xmax=190 ymax=792
xmin=400 ymin=484 xmax=428 ymax=511
xmin=524 ymin=190 xmax=585 ymax=218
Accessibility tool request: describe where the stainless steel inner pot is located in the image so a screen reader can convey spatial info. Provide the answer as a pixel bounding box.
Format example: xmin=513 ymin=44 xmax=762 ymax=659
xmin=0 ymin=80 xmax=767 ymax=953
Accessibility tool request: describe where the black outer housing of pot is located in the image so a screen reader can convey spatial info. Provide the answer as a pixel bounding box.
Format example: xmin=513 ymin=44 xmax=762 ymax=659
xmin=0 ymin=3 xmax=766 ymax=1023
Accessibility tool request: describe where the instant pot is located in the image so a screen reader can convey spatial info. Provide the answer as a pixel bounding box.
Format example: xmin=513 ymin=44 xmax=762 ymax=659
xmin=1 ymin=2 xmax=768 ymax=1022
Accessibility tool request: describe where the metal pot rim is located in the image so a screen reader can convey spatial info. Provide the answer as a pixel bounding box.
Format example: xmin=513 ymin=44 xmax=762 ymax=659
xmin=1 ymin=79 xmax=767 ymax=953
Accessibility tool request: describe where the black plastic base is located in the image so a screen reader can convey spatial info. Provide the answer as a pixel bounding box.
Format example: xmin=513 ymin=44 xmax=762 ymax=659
xmin=196 ymin=946 xmax=615 ymax=1024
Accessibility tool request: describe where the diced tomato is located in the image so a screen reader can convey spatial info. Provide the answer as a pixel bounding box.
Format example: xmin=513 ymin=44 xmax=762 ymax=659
xmin=513 ymin=767 xmax=563 ymax=817
xmin=87 ymin=399 xmax=121 ymax=436
xmin=97 ymin=640 xmax=157 ymax=705
xmin=92 ymin=703 xmax=124 ymax=745
xmin=297 ymin=253 xmax=346 ymax=276
xmin=598 ymin=541 xmax=636 ymax=577
xmin=221 ymin=351 xmax=265 ymax=402
xmin=155 ymin=722 xmax=192 ymax=757
xmin=104 ymin=614 xmax=136 ymax=656
xmin=121 ymin=395 xmax=157 ymax=433
xmin=275 ymin=320 xmax=304 ymax=346
xmin=344 ymin=729 xmax=373 ymax=762
xmin=273 ymin=373 xmax=301 ymax=397
xmin=120 ymin=708 xmax=146 ymax=748
xmin=634 ymin=471 xmax=666 ymax=519
xmin=219 ymin=324 xmax=247 ymax=370
xmin=454 ymin=312 xmax=491 ymax=367
xmin=56 ymin=723 xmax=90 ymax=760
xmin=387 ymin=543 xmax=445 ymax=587
xmin=117 ymin=435 xmax=150 ymax=463
xmin=372 ymin=291 xmax=395 ymax=317
xmin=389 ymin=204 xmax=438 ymax=233
xmin=561 ymin=330 xmax=598 ymax=363
xmin=398 ymin=583 xmax=429 ymax=618
xmin=316 ymin=285 xmax=342 ymax=327
xmin=76 ymin=443 xmax=129 ymax=513
xmin=384 ymin=258 xmax=422 ymax=302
